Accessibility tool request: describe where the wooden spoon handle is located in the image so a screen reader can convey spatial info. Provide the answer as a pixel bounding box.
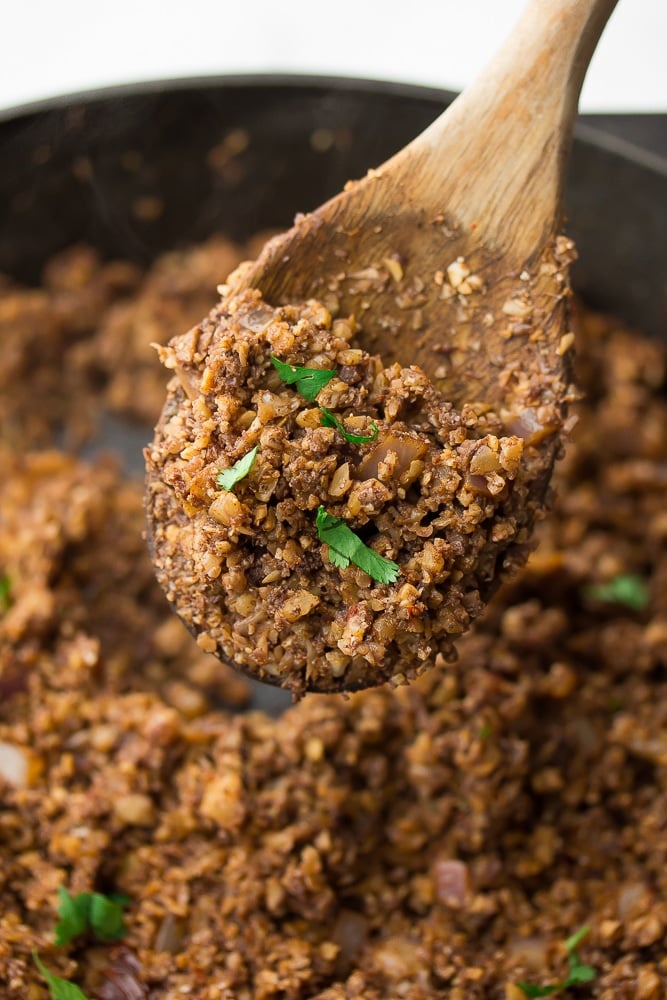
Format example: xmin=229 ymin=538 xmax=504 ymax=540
xmin=395 ymin=0 xmax=619 ymax=260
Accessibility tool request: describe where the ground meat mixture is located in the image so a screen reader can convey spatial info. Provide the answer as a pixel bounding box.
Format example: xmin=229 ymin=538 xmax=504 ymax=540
xmin=0 ymin=236 xmax=249 ymax=446
xmin=146 ymin=287 xmax=530 ymax=694
xmin=2 ymin=239 xmax=667 ymax=1000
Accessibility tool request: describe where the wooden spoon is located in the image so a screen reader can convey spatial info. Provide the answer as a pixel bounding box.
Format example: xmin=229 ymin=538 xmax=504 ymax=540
xmin=242 ymin=0 xmax=617 ymax=393
xmin=146 ymin=0 xmax=618 ymax=694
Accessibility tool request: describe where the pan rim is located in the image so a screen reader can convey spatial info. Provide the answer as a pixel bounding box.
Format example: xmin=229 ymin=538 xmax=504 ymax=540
xmin=1 ymin=71 xmax=665 ymax=178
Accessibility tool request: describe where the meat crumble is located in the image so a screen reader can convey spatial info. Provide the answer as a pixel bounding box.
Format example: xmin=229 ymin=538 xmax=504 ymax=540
xmin=146 ymin=286 xmax=528 ymax=694
xmin=1 ymin=238 xmax=666 ymax=1000
xmin=0 ymin=237 xmax=250 ymax=446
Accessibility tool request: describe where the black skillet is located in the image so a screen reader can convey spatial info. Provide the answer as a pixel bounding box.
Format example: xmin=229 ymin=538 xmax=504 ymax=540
xmin=1 ymin=76 xmax=665 ymax=337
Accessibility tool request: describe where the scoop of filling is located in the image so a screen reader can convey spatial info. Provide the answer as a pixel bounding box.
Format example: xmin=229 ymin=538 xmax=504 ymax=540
xmin=146 ymin=287 xmax=526 ymax=693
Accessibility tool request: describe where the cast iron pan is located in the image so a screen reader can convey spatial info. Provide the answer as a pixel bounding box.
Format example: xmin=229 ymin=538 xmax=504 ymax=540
xmin=1 ymin=76 xmax=666 ymax=338
xmin=1 ymin=77 xmax=665 ymax=709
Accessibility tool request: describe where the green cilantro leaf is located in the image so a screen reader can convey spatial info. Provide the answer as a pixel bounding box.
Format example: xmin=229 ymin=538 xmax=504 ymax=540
xmin=0 ymin=573 xmax=11 ymax=614
xmin=270 ymin=355 xmax=337 ymax=402
xmin=517 ymin=984 xmax=561 ymax=998
xmin=327 ymin=547 xmax=351 ymax=570
xmin=315 ymin=506 xmax=400 ymax=584
xmin=216 ymin=445 xmax=259 ymax=492
xmin=564 ymin=926 xmax=591 ymax=954
xmin=517 ymin=926 xmax=597 ymax=998
xmin=88 ymin=893 xmax=129 ymax=942
xmin=566 ymin=964 xmax=596 ymax=985
xmin=108 ymin=892 xmax=131 ymax=906
xmin=54 ymin=888 xmax=89 ymax=947
xmin=33 ymin=953 xmax=90 ymax=1000
xmin=54 ymin=888 xmax=129 ymax=946
xmin=320 ymin=406 xmax=378 ymax=445
xmin=564 ymin=927 xmax=596 ymax=987
xmin=584 ymin=574 xmax=649 ymax=610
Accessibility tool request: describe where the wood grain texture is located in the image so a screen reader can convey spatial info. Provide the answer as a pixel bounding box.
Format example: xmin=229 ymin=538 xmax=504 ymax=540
xmin=242 ymin=0 xmax=618 ymax=319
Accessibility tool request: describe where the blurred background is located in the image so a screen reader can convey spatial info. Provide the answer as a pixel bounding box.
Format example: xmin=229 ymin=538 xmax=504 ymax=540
xmin=2 ymin=0 xmax=666 ymax=114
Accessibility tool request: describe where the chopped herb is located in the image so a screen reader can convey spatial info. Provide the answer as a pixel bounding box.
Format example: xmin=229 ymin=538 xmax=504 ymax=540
xmin=320 ymin=406 xmax=378 ymax=445
xmin=54 ymin=887 xmax=129 ymax=946
xmin=88 ymin=892 xmax=129 ymax=942
xmin=33 ymin=953 xmax=89 ymax=1000
xmin=585 ymin=574 xmax=649 ymax=610
xmin=565 ymin=964 xmax=597 ymax=986
xmin=479 ymin=723 xmax=492 ymax=741
xmin=54 ymin=888 xmax=88 ymax=946
xmin=517 ymin=925 xmax=596 ymax=997
xmin=270 ymin=355 xmax=337 ymax=402
xmin=518 ymin=985 xmax=562 ymax=998
xmin=0 ymin=573 xmax=11 ymax=613
xmin=216 ymin=445 xmax=259 ymax=492
xmin=315 ymin=506 xmax=400 ymax=584
xmin=563 ymin=926 xmax=593 ymax=954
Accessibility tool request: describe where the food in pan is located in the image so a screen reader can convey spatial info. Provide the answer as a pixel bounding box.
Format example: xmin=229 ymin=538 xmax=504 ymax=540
xmin=1 ymin=237 xmax=666 ymax=998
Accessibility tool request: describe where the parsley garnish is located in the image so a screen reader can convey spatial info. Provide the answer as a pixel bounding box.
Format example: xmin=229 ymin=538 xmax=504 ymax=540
xmin=517 ymin=926 xmax=597 ymax=997
xmin=271 ymin=355 xmax=337 ymax=402
xmin=33 ymin=953 xmax=89 ymax=1000
xmin=320 ymin=406 xmax=378 ymax=445
xmin=33 ymin=888 xmax=130 ymax=999
xmin=216 ymin=446 xmax=259 ymax=492
xmin=271 ymin=355 xmax=379 ymax=445
xmin=315 ymin=506 xmax=400 ymax=584
xmin=0 ymin=573 xmax=11 ymax=613
xmin=585 ymin=574 xmax=649 ymax=610
xmin=54 ymin=887 xmax=129 ymax=946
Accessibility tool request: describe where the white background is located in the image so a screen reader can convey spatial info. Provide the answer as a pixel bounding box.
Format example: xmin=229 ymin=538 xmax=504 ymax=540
xmin=2 ymin=0 xmax=666 ymax=115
